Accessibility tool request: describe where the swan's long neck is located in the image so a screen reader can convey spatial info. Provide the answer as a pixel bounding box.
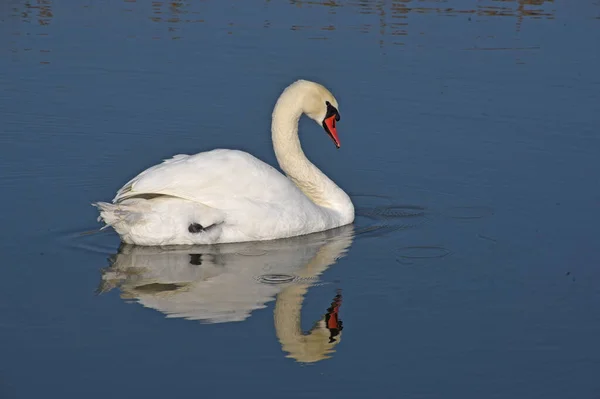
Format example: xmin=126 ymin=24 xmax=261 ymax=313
xmin=271 ymin=86 xmax=353 ymax=220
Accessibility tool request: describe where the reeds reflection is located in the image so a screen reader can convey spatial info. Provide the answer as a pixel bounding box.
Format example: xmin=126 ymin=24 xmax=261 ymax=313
xmin=97 ymin=225 xmax=354 ymax=363
xmin=139 ymin=0 xmax=559 ymax=44
xmin=5 ymin=0 xmax=53 ymax=63
xmin=10 ymin=0 xmax=53 ymax=26
xmin=6 ymin=0 xmax=563 ymax=42
xmin=286 ymin=0 xmax=558 ymax=49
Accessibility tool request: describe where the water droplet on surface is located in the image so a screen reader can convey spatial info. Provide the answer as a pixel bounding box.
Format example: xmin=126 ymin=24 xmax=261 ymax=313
xmin=235 ymin=249 xmax=267 ymax=256
xmin=256 ymin=274 xmax=296 ymax=284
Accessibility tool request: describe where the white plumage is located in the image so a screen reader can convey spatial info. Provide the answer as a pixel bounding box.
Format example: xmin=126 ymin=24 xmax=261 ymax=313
xmin=94 ymin=80 xmax=354 ymax=245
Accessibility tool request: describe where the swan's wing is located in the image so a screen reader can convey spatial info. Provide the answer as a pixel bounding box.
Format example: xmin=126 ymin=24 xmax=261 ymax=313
xmin=113 ymin=149 xmax=297 ymax=206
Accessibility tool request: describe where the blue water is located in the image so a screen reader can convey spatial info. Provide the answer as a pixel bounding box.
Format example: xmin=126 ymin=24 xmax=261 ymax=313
xmin=2 ymin=1 xmax=600 ymax=398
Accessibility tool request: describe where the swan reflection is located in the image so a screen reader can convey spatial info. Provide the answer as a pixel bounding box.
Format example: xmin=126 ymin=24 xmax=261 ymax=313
xmin=98 ymin=225 xmax=354 ymax=363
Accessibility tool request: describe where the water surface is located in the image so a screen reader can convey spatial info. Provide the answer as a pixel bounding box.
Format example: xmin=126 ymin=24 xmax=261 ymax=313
xmin=1 ymin=1 xmax=600 ymax=398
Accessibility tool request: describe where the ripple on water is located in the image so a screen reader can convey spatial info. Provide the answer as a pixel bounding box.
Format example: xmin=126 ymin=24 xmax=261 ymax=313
xmin=442 ymin=206 xmax=494 ymax=219
xmin=255 ymin=274 xmax=297 ymax=284
xmin=369 ymin=205 xmax=427 ymax=219
xmin=355 ymin=202 xmax=428 ymax=240
xmin=351 ymin=193 xmax=393 ymax=206
xmin=354 ymin=223 xmax=415 ymax=239
xmin=357 ymin=202 xmax=427 ymax=220
xmin=396 ymin=246 xmax=452 ymax=259
xmin=235 ymin=249 xmax=268 ymax=256
xmin=255 ymin=274 xmax=326 ymax=286
xmin=56 ymin=227 xmax=118 ymax=254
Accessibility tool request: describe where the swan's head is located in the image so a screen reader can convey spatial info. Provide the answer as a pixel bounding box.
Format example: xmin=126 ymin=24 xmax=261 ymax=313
xmin=287 ymin=80 xmax=342 ymax=148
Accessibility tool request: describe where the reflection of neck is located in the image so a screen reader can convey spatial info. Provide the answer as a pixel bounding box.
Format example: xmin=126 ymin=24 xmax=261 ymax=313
xmin=271 ymin=84 xmax=354 ymax=218
xmin=273 ymin=235 xmax=351 ymax=363
xmin=275 ymin=285 xmax=328 ymax=362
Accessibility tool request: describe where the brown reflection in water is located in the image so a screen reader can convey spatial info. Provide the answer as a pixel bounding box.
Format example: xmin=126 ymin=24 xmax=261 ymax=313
xmin=286 ymin=0 xmax=556 ymax=46
xmin=487 ymin=0 xmax=556 ymax=32
xmin=4 ymin=0 xmax=589 ymax=63
xmin=141 ymin=0 xmax=558 ymax=45
xmin=13 ymin=0 xmax=54 ymax=26
xmin=7 ymin=0 xmax=53 ymax=64
xmin=147 ymin=0 xmax=204 ymax=40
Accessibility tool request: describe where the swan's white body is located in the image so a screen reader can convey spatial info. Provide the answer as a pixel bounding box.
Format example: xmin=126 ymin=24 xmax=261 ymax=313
xmin=94 ymin=80 xmax=354 ymax=246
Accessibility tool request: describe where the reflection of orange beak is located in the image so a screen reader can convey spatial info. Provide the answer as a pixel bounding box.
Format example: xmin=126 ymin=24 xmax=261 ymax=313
xmin=325 ymin=292 xmax=343 ymax=330
xmin=326 ymin=304 xmax=341 ymax=330
xmin=323 ymin=114 xmax=340 ymax=148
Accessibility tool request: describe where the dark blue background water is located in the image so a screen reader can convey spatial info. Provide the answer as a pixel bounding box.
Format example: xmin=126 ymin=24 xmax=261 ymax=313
xmin=1 ymin=1 xmax=600 ymax=398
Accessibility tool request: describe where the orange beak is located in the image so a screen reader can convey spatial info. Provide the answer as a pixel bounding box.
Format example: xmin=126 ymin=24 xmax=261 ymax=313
xmin=323 ymin=114 xmax=340 ymax=148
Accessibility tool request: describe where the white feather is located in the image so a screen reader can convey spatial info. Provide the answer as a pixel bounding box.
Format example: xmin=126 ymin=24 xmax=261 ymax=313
xmin=93 ymin=80 xmax=354 ymax=246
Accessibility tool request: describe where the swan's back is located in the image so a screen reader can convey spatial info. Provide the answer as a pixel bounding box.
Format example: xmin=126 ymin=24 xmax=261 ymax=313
xmin=114 ymin=149 xmax=298 ymax=205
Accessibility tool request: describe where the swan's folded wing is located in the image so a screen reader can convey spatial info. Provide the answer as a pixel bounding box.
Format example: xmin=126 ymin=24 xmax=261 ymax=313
xmin=113 ymin=149 xmax=292 ymax=206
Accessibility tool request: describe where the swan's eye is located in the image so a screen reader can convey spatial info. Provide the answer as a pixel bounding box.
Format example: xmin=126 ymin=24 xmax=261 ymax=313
xmin=325 ymin=101 xmax=340 ymax=121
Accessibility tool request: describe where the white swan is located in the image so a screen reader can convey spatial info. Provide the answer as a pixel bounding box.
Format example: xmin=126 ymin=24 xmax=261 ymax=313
xmin=94 ymin=79 xmax=354 ymax=246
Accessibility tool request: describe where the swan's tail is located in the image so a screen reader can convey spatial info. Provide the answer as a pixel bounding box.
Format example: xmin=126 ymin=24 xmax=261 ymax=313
xmin=92 ymin=197 xmax=226 ymax=245
xmin=93 ymin=201 xmax=145 ymax=232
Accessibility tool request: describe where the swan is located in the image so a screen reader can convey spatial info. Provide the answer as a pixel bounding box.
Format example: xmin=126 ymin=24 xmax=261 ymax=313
xmin=93 ymin=79 xmax=354 ymax=246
